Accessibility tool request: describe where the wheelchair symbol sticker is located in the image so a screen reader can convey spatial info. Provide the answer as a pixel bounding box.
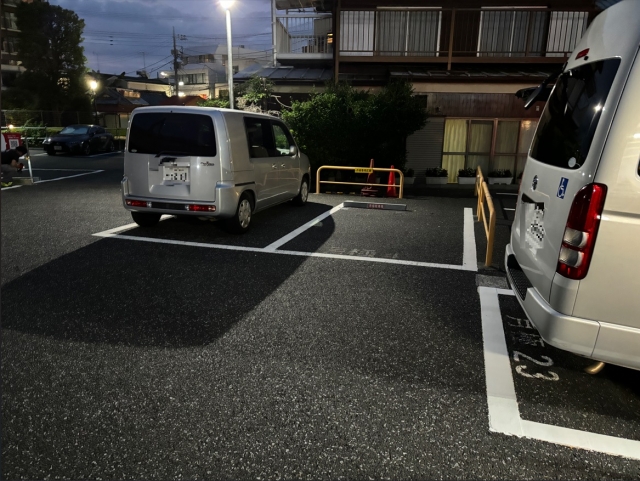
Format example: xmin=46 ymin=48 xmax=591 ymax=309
xmin=557 ymin=177 xmax=569 ymax=199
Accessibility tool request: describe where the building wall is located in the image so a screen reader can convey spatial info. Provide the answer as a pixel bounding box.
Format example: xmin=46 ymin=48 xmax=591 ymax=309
xmin=1 ymin=0 xmax=32 ymax=88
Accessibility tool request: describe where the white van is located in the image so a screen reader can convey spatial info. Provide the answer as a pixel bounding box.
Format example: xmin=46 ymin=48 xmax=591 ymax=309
xmin=122 ymin=106 xmax=311 ymax=233
xmin=505 ymin=0 xmax=640 ymax=371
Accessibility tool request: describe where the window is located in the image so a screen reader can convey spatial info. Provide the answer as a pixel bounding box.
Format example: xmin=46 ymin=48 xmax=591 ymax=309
xmin=442 ymin=118 xmax=539 ymax=182
xmin=478 ymin=9 xmax=548 ymax=57
xmin=244 ymin=117 xmax=276 ymax=158
xmin=272 ymin=122 xmax=295 ymax=156
xmin=530 ymin=59 xmax=620 ymax=169
xmin=340 ymin=9 xmax=441 ymax=56
xmin=128 ymin=113 xmax=216 ymax=157
xmin=3 ymin=13 xmax=18 ymax=30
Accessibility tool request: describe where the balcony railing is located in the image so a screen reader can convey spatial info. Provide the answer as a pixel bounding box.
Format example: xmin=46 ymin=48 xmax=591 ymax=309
xmin=276 ymin=15 xmax=333 ymax=58
xmin=338 ymin=8 xmax=593 ymax=65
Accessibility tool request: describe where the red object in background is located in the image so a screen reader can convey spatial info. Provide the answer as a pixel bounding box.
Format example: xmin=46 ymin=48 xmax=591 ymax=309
xmin=1 ymin=133 xmax=23 ymax=152
xmin=386 ymin=165 xmax=397 ymax=198
xmin=361 ymin=158 xmax=379 ymax=197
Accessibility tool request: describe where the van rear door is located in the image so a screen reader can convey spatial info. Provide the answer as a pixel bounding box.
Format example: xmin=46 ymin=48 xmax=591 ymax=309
xmin=126 ymin=111 xmax=219 ymax=202
xmin=511 ymin=58 xmax=621 ymax=303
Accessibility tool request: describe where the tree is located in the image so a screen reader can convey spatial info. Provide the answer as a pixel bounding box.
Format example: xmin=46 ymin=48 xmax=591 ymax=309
xmin=282 ymin=81 xmax=427 ymax=175
xmin=7 ymin=0 xmax=90 ymax=115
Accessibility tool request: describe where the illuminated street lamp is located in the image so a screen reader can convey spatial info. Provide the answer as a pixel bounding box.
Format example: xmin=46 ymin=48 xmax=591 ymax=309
xmin=220 ymin=0 xmax=234 ymax=109
xmin=89 ymin=79 xmax=99 ymax=123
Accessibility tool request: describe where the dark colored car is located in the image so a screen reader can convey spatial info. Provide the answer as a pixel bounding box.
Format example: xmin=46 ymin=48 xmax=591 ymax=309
xmin=42 ymin=125 xmax=116 ymax=156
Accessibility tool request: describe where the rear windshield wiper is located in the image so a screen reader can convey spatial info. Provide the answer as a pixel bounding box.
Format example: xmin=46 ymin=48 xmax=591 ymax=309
xmin=154 ymin=151 xmax=190 ymax=158
xmin=516 ymin=65 xmax=565 ymax=110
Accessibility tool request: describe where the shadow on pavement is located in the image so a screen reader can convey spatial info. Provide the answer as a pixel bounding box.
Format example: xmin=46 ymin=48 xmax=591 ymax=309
xmin=1 ymin=204 xmax=335 ymax=348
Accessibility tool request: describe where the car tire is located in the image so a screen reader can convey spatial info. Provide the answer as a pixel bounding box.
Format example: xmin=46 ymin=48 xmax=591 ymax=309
xmin=46 ymin=150 xmax=56 ymax=156
xmin=225 ymin=193 xmax=253 ymax=234
xmin=107 ymin=140 xmax=115 ymax=152
xmin=292 ymin=177 xmax=309 ymax=206
xmin=82 ymin=142 xmax=91 ymax=156
xmin=131 ymin=212 xmax=161 ymax=227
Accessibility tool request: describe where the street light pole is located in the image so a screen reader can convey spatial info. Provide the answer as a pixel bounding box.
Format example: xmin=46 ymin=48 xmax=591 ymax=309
xmin=221 ymin=1 xmax=235 ymax=109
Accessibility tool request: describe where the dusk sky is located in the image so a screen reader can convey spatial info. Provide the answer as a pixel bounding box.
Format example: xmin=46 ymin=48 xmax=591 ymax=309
xmin=50 ymin=0 xmax=275 ymax=77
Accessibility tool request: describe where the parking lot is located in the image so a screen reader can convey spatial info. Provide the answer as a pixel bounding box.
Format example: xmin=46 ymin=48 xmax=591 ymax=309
xmin=1 ymin=150 xmax=639 ymax=480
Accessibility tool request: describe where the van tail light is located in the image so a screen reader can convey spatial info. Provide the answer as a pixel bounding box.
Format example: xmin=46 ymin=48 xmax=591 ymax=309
xmin=556 ymin=183 xmax=607 ymax=280
xmin=126 ymin=199 xmax=149 ymax=208
xmin=186 ymin=204 xmax=216 ymax=212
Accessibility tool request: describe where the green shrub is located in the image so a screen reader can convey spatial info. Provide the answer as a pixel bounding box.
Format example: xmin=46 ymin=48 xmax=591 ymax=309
xmin=282 ymin=80 xmax=427 ymax=177
xmin=458 ymin=167 xmax=476 ymax=178
xmin=489 ymin=169 xmax=512 ymax=178
xmin=425 ymin=167 xmax=448 ymax=177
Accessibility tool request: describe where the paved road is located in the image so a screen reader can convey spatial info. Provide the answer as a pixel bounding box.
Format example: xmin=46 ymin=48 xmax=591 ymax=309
xmin=2 ymin=151 xmax=639 ymax=480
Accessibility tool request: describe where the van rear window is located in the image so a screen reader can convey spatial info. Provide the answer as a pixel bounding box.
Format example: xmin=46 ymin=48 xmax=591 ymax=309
xmin=530 ymin=58 xmax=620 ymax=169
xmin=128 ymin=113 xmax=216 ymax=156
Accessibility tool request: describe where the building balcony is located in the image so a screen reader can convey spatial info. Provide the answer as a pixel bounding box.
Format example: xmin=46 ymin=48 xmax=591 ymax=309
xmin=338 ymin=7 xmax=595 ymax=67
xmin=276 ymin=14 xmax=333 ymax=65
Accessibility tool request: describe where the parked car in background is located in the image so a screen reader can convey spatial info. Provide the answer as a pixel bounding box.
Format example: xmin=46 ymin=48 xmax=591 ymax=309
xmin=42 ymin=125 xmax=115 ymax=156
xmin=122 ymin=106 xmax=311 ymax=233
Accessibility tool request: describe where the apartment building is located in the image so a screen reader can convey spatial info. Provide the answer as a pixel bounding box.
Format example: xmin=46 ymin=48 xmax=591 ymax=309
xmin=165 ymin=45 xmax=272 ymax=99
xmin=1 ymin=0 xmax=33 ymax=89
xmin=274 ymin=0 xmax=602 ymax=183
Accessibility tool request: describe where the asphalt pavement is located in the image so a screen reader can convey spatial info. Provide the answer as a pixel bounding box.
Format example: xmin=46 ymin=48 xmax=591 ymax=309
xmin=1 ymin=150 xmax=639 ymax=480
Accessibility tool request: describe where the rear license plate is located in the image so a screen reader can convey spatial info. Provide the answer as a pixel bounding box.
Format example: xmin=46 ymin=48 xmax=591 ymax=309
xmin=525 ymin=204 xmax=545 ymax=250
xmin=163 ymin=167 xmax=189 ymax=182
xmin=54 ymin=146 xmax=62 ymax=151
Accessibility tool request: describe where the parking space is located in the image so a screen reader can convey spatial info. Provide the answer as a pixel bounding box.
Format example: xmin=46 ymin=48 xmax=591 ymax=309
xmin=96 ymin=195 xmax=478 ymax=271
xmin=479 ymin=287 xmax=640 ymax=460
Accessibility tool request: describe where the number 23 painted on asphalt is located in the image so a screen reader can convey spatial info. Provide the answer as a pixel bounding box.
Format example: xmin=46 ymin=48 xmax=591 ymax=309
xmin=513 ymin=351 xmax=560 ymax=381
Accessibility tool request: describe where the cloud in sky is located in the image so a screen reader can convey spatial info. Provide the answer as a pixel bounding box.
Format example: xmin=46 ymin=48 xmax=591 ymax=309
xmin=50 ymin=0 xmax=273 ymax=77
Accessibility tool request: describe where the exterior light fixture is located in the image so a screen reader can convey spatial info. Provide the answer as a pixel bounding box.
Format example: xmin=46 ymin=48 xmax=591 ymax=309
xmin=220 ymin=0 xmax=235 ymax=109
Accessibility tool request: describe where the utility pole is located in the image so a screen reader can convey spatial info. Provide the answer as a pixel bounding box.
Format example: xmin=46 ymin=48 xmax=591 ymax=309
xmin=173 ymin=27 xmax=180 ymax=97
xmin=271 ymin=0 xmax=277 ymax=67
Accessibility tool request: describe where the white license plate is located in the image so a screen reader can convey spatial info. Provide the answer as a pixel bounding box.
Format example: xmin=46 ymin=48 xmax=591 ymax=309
xmin=525 ymin=205 xmax=545 ymax=250
xmin=54 ymin=146 xmax=62 ymax=151
xmin=163 ymin=167 xmax=189 ymax=182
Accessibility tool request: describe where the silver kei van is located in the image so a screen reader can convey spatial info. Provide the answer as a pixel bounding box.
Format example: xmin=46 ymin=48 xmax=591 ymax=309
xmin=122 ymin=106 xmax=311 ymax=233
xmin=506 ymin=0 xmax=640 ymax=371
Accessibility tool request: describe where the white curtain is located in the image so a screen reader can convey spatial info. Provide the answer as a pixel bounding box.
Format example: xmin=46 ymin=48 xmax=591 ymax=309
xmin=442 ymin=119 xmax=468 ymax=182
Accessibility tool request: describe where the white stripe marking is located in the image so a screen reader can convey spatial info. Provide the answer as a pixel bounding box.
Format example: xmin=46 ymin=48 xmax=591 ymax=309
xmin=463 ymin=207 xmax=478 ymax=270
xmin=504 ymin=208 xmax=516 ymax=211
xmin=497 ymin=193 xmax=518 ymax=196
xmin=263 ymin=203 xmax=344 ymax=252
xmin=35 ymin=170 xmax=104 ymax=183
xmin=479 ymin=286 xmax=640 ymax=460
xmin=93 ymin=222 xmax=140 ymax=237
xmin=31 ymin=168 xmax=97 ymax=171
xmin=94 ymin=231 xmax=475 ymax=271
xmin=1 ymin=185 xmax=23 ymax=190
xmin=86 ymin=151 xmax=122 ymax=158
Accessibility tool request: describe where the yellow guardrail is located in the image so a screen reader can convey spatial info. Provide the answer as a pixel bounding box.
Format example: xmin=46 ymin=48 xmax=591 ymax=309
xmin=476 ymin=166 xmax=497 ymax=267
xmin=316 ymin=165 xmax=405 ymax=199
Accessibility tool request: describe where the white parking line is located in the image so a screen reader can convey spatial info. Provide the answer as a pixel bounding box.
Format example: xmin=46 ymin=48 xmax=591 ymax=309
xmin=263 ymin=203 xmax=345 ymax=252
xmin=35 ymin=170 xmax=104 ymax=183
xmin=31 ymin=168 xmax=97 ymax=171
xmin=504 ymin=208 xmax=516 ymax=211
xmin=497 ymin=193 xmax=518 ymax=196
xmin=463 ymin=207 xmax=478 ymax=269
xmin=1 ymin=185 xmax=22 ymax=190
xmin=479 ymin=286 xmax=640 ymax=461
xmin=92 ymin=231 xmax=473 ymax=271
xmin=93 ymin=205 xmax=479 ymax=272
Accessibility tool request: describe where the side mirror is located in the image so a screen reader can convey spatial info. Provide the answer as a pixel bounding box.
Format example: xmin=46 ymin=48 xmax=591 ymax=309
xmin=289 ymin=145 xmax=297 ymax=156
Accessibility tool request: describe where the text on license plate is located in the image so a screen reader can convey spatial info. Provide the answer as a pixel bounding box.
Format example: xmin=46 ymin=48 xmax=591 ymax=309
xmin=54 ymin=146 xmax=62 ymax=151
xmin=164 ymin=167 xmax=189 ymax=182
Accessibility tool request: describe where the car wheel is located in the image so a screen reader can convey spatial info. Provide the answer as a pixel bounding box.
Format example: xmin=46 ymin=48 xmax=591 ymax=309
xmin=292 ymin=177 xmax=309 ymax=206
xmin=131 ymin=212 xmax=161 ymax=227
xmin=81 ymin=142 xmax=91 ymax=156
xmin=46 ymin=150 xmax=56 ymax=156
xmin=225 ymin=193 xmax=253 ymax=234
xmin=107 ymin=140 xmax=115 ymax=152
